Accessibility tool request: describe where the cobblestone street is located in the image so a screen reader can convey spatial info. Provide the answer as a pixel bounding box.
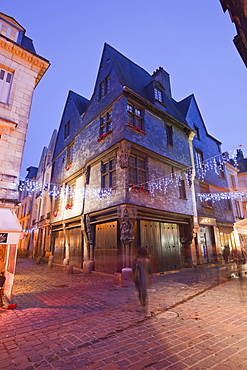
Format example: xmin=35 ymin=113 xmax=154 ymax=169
xmin=1 ymin=258 xmax=247 ymax=369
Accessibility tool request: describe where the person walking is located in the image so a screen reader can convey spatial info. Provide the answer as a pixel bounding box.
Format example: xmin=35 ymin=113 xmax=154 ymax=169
xmin=132 ymin=247 xmax=152 ymax=313
xmin=223 ymin=245 xmax=230 ymax=265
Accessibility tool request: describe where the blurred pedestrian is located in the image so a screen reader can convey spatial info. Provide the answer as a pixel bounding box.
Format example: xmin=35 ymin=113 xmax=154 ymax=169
xmin=231 ymin=248 xmax=243 ymax=277
xmin=132 ymin=247 xmax=152 ymax=313
xmin=223 ymin=245 xmax=230 ymax=265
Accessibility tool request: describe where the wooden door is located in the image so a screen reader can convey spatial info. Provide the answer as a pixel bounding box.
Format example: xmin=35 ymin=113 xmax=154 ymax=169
xmin=141 ymin=221 xmax=181 ymax=272
xmin=140 ymin=221 xmax=161 ymax=272
xmin=69 ymin=227 xmax=83 ymax=268
xmin=95 ymin=221 xmax=118 ymax=273
xmin=52 ymin=230 xmax=65 ymax=264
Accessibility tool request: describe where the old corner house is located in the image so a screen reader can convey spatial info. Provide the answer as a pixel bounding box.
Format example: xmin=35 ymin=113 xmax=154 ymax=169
xmin=0 ymin=12 xmax=49 ymax=299
xmin=20 ymin=43 xmax=239 ymax=274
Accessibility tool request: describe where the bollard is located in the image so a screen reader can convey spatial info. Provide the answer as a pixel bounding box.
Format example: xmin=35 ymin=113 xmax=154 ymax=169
xmin=68 ymin=265 xmax=73 ymax=274
xmin=121 ymin=267 xmax=132 ymax=280
xmin=48 ymin=255 xmax=54 ymax=268
xmin=113 ymin=272 xmax=122 ymax=286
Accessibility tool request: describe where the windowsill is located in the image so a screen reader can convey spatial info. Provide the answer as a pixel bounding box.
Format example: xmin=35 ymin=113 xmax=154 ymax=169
xmin=167 ymin=144 xmax=174 ymax=149
xmin=129 ymin=183 xmax=149 ymax=195
xmin=127 ymin=124 xmax=146 ymax=134
xmin=65 ymin=162 xmax=72 ymax=171
xmin=179 ymin=197 xmax=187 ymax=200
xmin=97 ymin=130 xmax=113 ymax=142
xmin=202 ymin=205 xmax=216 ymax=210
xmin=154 ymin=99 xmax=166 ymax=107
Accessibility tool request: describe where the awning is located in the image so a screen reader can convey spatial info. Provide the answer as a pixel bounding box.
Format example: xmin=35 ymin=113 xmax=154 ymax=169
xmin=235 ymin=218 xmax=247 ymax=235
xmin=0 ymin=208 xmax=22 ymax=244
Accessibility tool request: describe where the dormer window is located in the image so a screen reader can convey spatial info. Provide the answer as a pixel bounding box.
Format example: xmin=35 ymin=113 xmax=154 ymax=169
xmin=154 ymin=87 xmax=163 ymax=102
xmin=0 ymin=20 xmax=18 ymax=42
xmin=194 ymin=126 xmax=200 ymax=140
xmin=64 ymin=120 xmax=70 ymax=140
xmin=99 ymin=75 xmax=110 ymax=100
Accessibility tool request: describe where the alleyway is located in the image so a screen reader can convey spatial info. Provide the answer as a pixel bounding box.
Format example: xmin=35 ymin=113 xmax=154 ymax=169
xmin=1 ymin=259 xmax=247 ymax=369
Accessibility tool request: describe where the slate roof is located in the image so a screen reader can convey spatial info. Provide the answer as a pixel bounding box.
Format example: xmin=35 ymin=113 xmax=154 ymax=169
xmin=237 ymin=158 xmax=247 ymax=173
xmin=21 ymin=35 xmax=36 ymax=54
xmin=104 ymin=43 xmax=188 ymax=125
xmin=68 ymin=90 xmax=89 ymax=115
xmin=177 ymin=95 xmax=193 ymax=117
xmin=0 ymin=12 xmax=37 ymax=55
xmin=25 ymin=166 xmax=38 ymax=179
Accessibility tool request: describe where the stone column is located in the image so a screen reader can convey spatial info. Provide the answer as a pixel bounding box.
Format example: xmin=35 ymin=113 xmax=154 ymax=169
xmin=118 ymin=206 xmax=137 ymax=279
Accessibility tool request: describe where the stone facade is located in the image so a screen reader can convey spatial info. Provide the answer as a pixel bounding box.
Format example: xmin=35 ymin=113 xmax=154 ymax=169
xmin=0 ymin=12 xmax=50 ymax=207
xmin=0 ymin=12 xmax=49 ymax=299
xmin=220 ymin=0 xmax=247 ymax=67
xmin=20 ymin=43 xmax=237 ymax=273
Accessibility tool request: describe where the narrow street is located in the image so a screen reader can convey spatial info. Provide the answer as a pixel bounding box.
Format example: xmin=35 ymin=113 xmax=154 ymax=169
xmin=1 ymin=259 xmax=247 ymax=369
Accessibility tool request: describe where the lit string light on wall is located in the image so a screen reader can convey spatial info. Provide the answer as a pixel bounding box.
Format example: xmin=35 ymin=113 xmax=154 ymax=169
xmin=18 ymin=145 xmax=245 ymax=201
xmin=198 ymin=191 xmax=247 ymax=203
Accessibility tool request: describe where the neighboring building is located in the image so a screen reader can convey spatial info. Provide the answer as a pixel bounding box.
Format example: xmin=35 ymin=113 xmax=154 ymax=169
xmin=29 ymin=130 xmax=57 ymax=258
xmin=19 ymin=43 xmax=237 ymax=274
xmin=17 ymin=166 xmax=38 ymax=254
xmin=0 ymin=12 xmax=49 ymax=299
xmin=220 ymin=0 xmax=247 ymax=67
xmin=235 ymin=148 xmax=247 ymax=216
xmin=234 ymin=149 xmax=247 ymax=247
xmin=179 ymin=96 xmax=236 ymax=264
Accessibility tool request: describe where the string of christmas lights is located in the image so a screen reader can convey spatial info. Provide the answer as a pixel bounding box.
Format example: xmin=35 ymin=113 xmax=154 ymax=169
xmin=18 ymin=145 xmax=246 ymax=201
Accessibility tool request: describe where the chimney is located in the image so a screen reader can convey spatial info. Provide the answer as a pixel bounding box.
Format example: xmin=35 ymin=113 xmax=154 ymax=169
xmin=236 ymin=148 xmax=244 ymax=161
xmin=152 ymin=67 xmax=171 ymax=98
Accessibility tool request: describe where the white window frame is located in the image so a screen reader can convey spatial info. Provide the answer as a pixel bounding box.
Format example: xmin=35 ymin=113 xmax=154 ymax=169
xmin=154 ymin=87 xmax=163 ymax=102
xmin=0 ymin=21 xmax=18 ymax=42
xmin=0 ymin=68 xmax=13 ymax=104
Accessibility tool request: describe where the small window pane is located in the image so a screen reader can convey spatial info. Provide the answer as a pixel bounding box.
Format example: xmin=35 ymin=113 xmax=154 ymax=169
xmin=6 ymin=73 xmax=12 ymax=83
xmin=138 ymin=158 xmax=145 ymax=170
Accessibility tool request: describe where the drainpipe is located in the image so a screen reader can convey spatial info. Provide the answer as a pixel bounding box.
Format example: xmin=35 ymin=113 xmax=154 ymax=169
xmin=188 ymin=131 xmax=200 ymax=265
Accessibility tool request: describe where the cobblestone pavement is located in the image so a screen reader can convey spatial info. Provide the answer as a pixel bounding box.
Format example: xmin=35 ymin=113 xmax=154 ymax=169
xmin=1 ymin=258 xmax=247 ymax=369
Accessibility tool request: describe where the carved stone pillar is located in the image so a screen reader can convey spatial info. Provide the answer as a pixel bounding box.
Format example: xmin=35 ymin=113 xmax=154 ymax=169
xmin=118 ymin=206 xmax=137 ymax=275
xmin=117 ymin=141 xmax=131 ymax=169
xmin=83 ymin=214 xmax=95 ymax=272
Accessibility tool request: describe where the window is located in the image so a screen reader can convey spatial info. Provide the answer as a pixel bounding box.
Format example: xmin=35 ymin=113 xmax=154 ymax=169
xmin=0 ymin=21 xmax=18 ymax=41
xmin=100 ymin=111 xmax=112 ymax=136
xmin=127 ymin=103 xmax=144 ymax=130
xmin=128 ymin=154 xmax=147 ymax=186
xmin=66 ymin=182 xmax=75 ymax=208
xmin=195 ymin=149 xmax=204 ymax=169
xmin=234 ymin=200 xmax=241 ymax=218
xmin=217 ymin=162 xmax=225 ymax=178
xmin=200 ymin=183 xmax=212 ymax=208
xmin=54 ymin=195 xmax=60 ymax=212
xmin=166 ymin=124 xmax=173 ymax=147
xmin=64 ymin=120 xmax=70 ymax=140
xmin=0 ymin=68 xmax=13 ymax=104
xmin=194 ymin=126 xmax=200 ymax=140
xmin=179 ymin=179 xmax=186 ymax=199
xmin=99 ymin=75 xmax=110 ymax=100
xmin=65 ymin=143 xmax=73 ymax=169
xmin=101 ymin=158 xmax=116 ymax=188
xmin=225 ymin=198 xmax=232 ymax=210
xmin=230 ymin=174 xmax=237 ymax=189
xmin=154 ymin=87 xmax=163 ymax=102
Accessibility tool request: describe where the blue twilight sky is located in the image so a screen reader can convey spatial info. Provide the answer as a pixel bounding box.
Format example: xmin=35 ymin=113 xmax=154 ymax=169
xmin=1 ymin=1 xmax=247 ymax=177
